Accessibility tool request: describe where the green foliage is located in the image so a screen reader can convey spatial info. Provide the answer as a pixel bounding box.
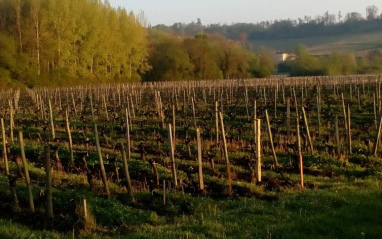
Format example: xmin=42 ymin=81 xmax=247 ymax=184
xmin=252 ymin=48 xmax=275 ymax=77
xmin=0 ymin=0 xmax=149 ymax=86
xmin=184 ymin=35 xmax=222 ymax=79
xmin=145 ymin=32 xmax=264 ymax=81
xmin=144 ymin=34 xmax=193 ymax=81
xmin=285 ymin=45 xmax=382 ymax=76
xmin=290 ymin=45 xmax=324 ymax=76
xmin=324 ymin=52 xmax=357 ymax=75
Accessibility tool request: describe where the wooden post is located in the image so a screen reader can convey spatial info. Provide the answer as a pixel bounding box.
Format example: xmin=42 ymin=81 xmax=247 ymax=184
xmin=374 ymin=93 xmax=377 ymax=129
xmin=265 ymin=109 xmax=278 ymax=167
xmin=215 ymin=101 xmax=219 ymax=147
xmin=341 ymin=93 xmax=348 ymax=131
xmin=373 ymin=114 xmax=382 ymax=156
xmin=255 ymin=119 xmax=261 ymax=183
xmin=71 ymin=93 xmax=77 ymax=116
xmin=286 ymin=98 xmax=290 ymax=140
xmin=65 ymin=110 xmax=74 ymax=167
xmin=296 ymin=109 xmax=304 ymax=189
xmin=301 ymin=107 xmax=314 ymax=154
xmin=1 ymin=118 xmax=9 ymax=176
xmin=163 ymin=180 xmax=166 ymax=205
xmin=245 ymin=87 xmax=249 ymax=119
xmin=83 ymin=199 xmax=87 ymax=221
xmin=44 ymin=145 xmax=53 ymax=218
xmin=196 ymin=128 xmax=204 ymax=191
xmin=335 ymin=115 xmax=340 ymax=156
xmin=19 ymin=131 xmax=35 ymax=212
xmin=48 ymin=99 xmax=55 ymax=140
xmin=120 ymin=144 xmax=134 ymax=200
xmin=103 ymin=95 xmax=109 ymax=121
xmin=253 ymin=100 xmax=257 ymax=143
xmin=192 ymin=97 xmax=197 ymax=129
xmin=168 ymin=124 xmax=178 ymax=188
xmin=125 ymin=109 xmax=131 ymax=160
xmin=347 ymin=104 xmax=352 ymax=155
xmin=10 ymin=102 xmax=14 ymax=142
xmin=172 ymin=104 xmax=176 ymax=145
xmin=317 ymin=94 xmax=321 ymax=136
xmin=90 ymin=97 xmax=110 ymax=197
xmin=357 ymin=87 xmax=361 ymax=110
xmin=219 ymin=112 xmax=232 ymax=196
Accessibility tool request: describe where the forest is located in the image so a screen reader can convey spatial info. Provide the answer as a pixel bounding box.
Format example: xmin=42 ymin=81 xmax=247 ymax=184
xmin=0 ymin=0 xmax=273 ymax=87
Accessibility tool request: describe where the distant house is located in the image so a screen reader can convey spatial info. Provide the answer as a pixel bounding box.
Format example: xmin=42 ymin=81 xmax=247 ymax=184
xmin=275 ymin=51 xmax=297 ymax=63
xmin=276 ymin=52 xmax=290 ymax=63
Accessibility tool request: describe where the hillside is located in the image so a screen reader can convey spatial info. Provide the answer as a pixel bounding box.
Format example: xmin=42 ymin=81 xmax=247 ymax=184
xmin=252 ymin=31 xmax=382 ymax=56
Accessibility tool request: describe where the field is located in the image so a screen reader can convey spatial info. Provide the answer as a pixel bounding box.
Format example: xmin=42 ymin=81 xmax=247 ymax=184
xmin=1 ymin=75 xmax=382 ymax=238
xmin=252 ymin=31 xmax=382 ymax=56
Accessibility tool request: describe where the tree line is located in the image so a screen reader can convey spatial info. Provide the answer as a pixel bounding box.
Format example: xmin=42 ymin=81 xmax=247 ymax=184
xmin=157 ymin=6 xmax=382 ymax=41
xmin=0 ymin=0 xmax=274 ymax=87
xmin=279 ymin=45 xmax=382 ymax=76
xmin=143 ymin=31 xmax=274 ymax=81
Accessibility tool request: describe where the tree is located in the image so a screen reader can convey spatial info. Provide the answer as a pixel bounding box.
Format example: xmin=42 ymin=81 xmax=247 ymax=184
xmin=366 ymin=5 xmax=379 ymax=20
xmin=252 ymin=48 xmax=274 ymax=78
xmin=145 ymin=32 xmax=193 ymax=81
xmin=290 ymin=45 xmax=324 ymax=76
xmin=212 ymin=34 xmax=254 ymax=79
xmin=184 ymin=34 xmax=221 ymax=79
xmin=345 ymin=12 xmax=363 ymax=22
xmin=10 ymin=0 xmax=22 ymax=51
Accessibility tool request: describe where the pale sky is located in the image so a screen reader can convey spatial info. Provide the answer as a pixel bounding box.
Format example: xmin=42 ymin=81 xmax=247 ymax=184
xmin=108 ymin=0 xmax=382 ymax=26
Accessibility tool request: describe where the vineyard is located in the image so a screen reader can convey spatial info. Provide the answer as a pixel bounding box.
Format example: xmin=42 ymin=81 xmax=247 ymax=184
xmin=1 ymin=75 xmax=382 ymax=238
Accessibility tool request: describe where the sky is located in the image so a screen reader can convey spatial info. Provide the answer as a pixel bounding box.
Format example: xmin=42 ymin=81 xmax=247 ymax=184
xmin=108 ymin=0 xmax=382 ymax=26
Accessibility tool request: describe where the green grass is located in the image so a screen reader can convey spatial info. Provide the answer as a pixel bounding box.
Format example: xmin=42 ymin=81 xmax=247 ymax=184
xmin=1 ymin=161 xmax=382 ymax=238
xmin=2 ymin=80 xmax=382 ymax=238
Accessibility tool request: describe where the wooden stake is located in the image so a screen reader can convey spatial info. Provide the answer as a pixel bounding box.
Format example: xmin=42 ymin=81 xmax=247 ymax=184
xmin=286 ymin=98 xmax=290 ymax=140
xmin=48 ymin=99 xmax=55 ymax=140
xmin=341 ymin=93 xmax=348 ymax=131
xmin=168 ymin=124 xmax=178 ymax=188
xmin=373 ymin=113 xmax=382 ymax=156
xmin=302 ymin=107 xmax=314 ymax=154
xmin=121 ymin=144 xmax=134 ymax=200
xmin=347 ymin=104 xmax=352 ymax=155
xmin=65 ymin=110 xmax=74 ymax=167
xmin=215 ymin=101 xmax=219 ymax=147
xmin=163 ymin=180 xmax=166 ymax=205
xmin=255 ymin=119 xmax=261 ymax=183
xmin=83 ymin=199 xmax=87 ymax=221
xmin=335 ymin=115 xmax=340 ymax=156
xmin=1 ymin=118 xmax=9 ymax=176
xmin=90 ymin=97 xmax=110 ymax=197
xmin=125 ymin=109 xmax=131 ymax=160
xmin=265 ymin=109 xmax=278 ymax=167
xmin=9 ymin=102 xmax=14 ymax=142
xmin=19 ymin=131 xmax=34 ymax=212
xmin=196 ymin=128 xmax=204 ymax=191
xmin=44 ymin=145 xmax=53 ymax=218
xmin=172 ymin=104 xmax=176 ymax=145
xmin=219 ymin=112 xmax=232 ymax=196
xmin=192 ymin=97 xmax=197 ymax=129
xmin=296 ymin=109 xmax=304 ymax=189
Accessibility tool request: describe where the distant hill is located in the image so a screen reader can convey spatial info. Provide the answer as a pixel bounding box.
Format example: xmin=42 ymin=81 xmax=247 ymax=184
xmin=251 ymin=31 xmax=382 ymax=56
xmin=157 ymin=17 xmax=382 ymax=56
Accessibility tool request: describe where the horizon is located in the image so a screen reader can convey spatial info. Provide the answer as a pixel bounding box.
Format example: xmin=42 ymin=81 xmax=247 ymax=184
xmin=109 ymin=0 xmax=382 ymax=26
